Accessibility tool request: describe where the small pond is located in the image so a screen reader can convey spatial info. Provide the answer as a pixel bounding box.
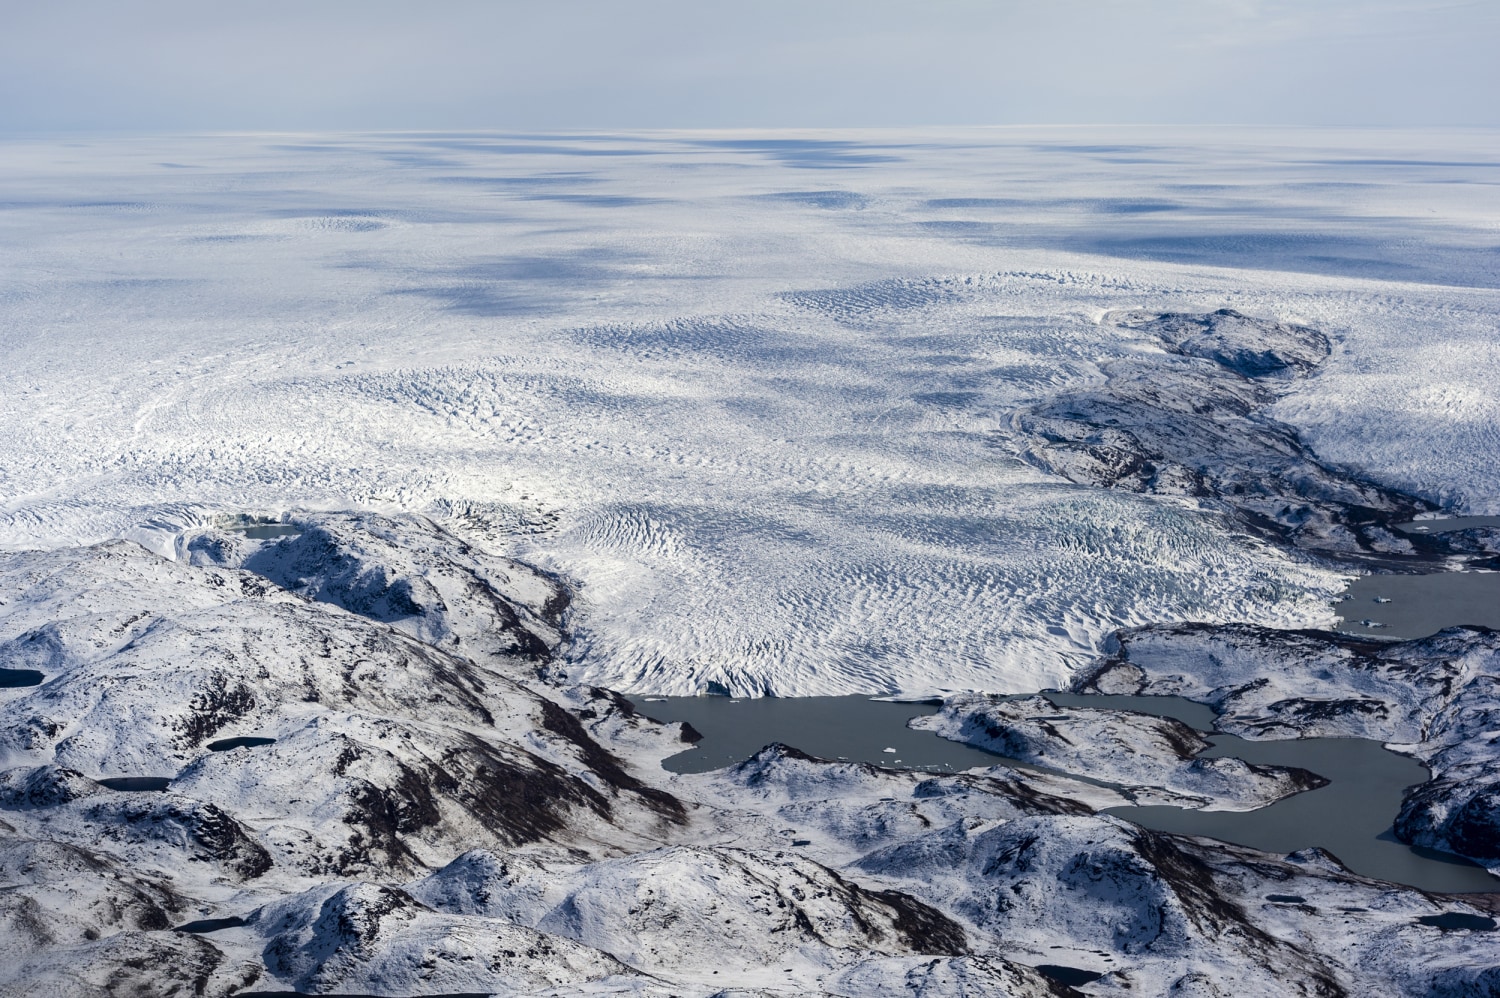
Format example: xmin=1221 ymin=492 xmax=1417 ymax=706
xmin=631 ymin=693 xmax=1500 ymax=893
xmin=97 ymin=776 xmax=172 ymax=792
xmin=175 ymin=916 xmax=246 ymax=934
xmin=208 ymin=736 xmax=277 ymax=751
xmin=0 ymin=668 xmax=44 ymax=688
xmin=233 ymin=523 xmax=303 ymax=540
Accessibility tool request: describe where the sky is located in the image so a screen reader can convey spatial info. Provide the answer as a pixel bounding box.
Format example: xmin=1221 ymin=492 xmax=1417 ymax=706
xmin=1 ymin=0 xmax=1498 ymax=132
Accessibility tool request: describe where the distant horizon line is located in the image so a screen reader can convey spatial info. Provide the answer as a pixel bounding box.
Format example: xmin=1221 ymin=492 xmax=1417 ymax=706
xmin=4 ymin=122 xmax=1500 ymax=140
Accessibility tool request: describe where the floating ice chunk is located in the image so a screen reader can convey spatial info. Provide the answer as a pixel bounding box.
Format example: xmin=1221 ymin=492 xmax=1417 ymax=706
xmin=882 ymin=747 xmax=897 ymax=753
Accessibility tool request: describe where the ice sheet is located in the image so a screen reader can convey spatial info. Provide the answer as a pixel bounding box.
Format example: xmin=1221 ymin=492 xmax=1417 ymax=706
xmin=1 ymin=128 xmax=1496 ymax=694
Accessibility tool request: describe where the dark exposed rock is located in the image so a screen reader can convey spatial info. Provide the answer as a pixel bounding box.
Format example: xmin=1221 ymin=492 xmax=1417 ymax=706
xmin=1009 ymin=308 xmax=1475 ymax=566
xmin=866 ymin=884 xmax=970 ymax=956
xmin=535 ymin=697 xmax=686 ymax=825
xmin=177 ymin=670 xmax=258 ymax=748
xmin=1396 ymin=780 xmax=1500 ymax=870
xmin=1109 ymin=308 xmax=1331 ymax=377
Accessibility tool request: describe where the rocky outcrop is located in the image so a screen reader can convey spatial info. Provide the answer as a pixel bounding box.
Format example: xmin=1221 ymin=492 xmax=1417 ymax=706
xmin=1109 ymin=307 xmax=1330 ymax=378
xmin=1010 ymin=309 xmax=1462 ymax=564
xmin=181 ymin=510 xmax=568 ymax=675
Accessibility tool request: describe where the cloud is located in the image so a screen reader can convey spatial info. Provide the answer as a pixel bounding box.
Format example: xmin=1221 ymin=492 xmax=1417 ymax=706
xmin=0 ymin=0 xmax=1495 ymax=131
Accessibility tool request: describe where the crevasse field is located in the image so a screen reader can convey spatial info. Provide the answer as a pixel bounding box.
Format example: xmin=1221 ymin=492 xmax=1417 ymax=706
xmin=2 ymin=128 xmax=1497 ymax=696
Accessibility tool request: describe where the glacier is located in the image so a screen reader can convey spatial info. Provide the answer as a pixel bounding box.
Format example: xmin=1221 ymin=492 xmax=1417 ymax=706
xmin=3 ymin=128 xmax=1498 ymax=696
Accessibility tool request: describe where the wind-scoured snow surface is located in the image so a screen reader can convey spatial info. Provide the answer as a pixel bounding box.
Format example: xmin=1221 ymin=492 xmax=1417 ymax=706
xmin=2 ymin=128 xmax=1499 ymax=695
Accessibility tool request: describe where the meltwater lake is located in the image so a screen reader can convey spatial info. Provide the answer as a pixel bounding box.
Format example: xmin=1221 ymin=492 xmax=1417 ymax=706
xmin=632 ymin=692 xmax=1498 ymax=893
xmin=1338 ymin=516 xmax=1500 ymax=639
xmin=631 ymin=528 xmax=1500 ymax=895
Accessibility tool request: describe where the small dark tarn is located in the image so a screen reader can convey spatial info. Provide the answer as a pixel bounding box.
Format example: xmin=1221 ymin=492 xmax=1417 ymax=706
xmin=0 ymin=668 xmax=44 ymax=688
xmin=1035 ymin=964 xmax=1106 ymax=986
xmin=1266 ymin=894 xmax=1308 ymax=904
xmin=97 ymin=777 xmax=171 ymax=792
xmin=207 ymin=736 xmax=277 ymax=751
xmin=1418 ymin=912 xmax=1498 ymax=931
xmin=174 ymin=916 xmax=246 ymax=934
xmin=235 ymin=524 xmax=303 ymax=540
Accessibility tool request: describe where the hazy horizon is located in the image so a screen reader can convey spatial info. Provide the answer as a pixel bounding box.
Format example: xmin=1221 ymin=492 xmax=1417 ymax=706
xmin=4 ymin=1 xmax=1497 ymax=134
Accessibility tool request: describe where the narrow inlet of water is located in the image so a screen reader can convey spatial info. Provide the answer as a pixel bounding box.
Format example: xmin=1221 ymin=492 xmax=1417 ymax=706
xmin=1395 ymin=515 xmax=1500 ymax=534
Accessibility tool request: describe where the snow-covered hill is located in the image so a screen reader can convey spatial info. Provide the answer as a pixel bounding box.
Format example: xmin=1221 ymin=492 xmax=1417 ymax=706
xmin=4 ymin=512 xmax=1500 ymax=996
